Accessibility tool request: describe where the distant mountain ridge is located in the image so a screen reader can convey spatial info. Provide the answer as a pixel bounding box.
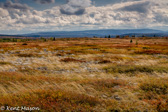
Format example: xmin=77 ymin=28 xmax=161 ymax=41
xmin=0 ymin=29 xmax=168 ymax=38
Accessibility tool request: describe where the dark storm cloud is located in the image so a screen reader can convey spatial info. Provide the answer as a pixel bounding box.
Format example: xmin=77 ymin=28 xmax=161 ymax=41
xmin=60 ymin=6 xmax=85 ymax=15
xmin=33 ymin=0 xmax=55 ymax=4
xmin=0 ymin=1 xmax=31 ymax=11
xmin=60 ymin=8 xmax=85 ymax=15
xmin=153 ymin=12 xmax=168 ymax=24
xmin=119 ymin=1 xmax=151 ymax=13
xmin=60 ymin=0 xmax=91 ymax=15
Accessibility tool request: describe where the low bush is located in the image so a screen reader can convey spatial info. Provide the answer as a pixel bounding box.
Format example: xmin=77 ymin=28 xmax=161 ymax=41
xmin=0 ymin=89 xmax=100 ymax=111
xmin=60 ymin=58 xmax=86 ymax=63
xmin=135 ymin=50 xmax=161 ymax=54
xmin=104 ymin=65 xmax=168 ymax=74
xmin=22 ymin=43 xmax=28 ymax=45
xmin=98 ymin=60 xmax=111 ymax=64
xmin=81 ymin=79 xmax=127 ymax=92
xmin=17 ymin=53 xmax=42 ymax=57
xmin=0 ymin=62 xmax=11 ymax=65
xmin=138 ymin=78 xmax=168 ymax=111
xmin=140 ymin=78 xmax=168 ymax=95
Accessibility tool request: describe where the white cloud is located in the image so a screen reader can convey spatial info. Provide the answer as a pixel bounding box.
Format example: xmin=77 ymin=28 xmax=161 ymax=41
xmin=0 ymin=0 xmax=168 ymax=34
xmin=0 ymin=8 xmax=9 ymax=17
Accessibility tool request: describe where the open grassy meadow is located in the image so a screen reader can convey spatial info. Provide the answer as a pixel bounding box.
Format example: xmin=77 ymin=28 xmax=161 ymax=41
xmin=0 ymin=37 xmax=168 ymax=111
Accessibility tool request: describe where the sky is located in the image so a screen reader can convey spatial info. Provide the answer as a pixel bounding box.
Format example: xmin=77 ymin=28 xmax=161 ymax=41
xmin=0 ymin=0 xmax=168 ymax=34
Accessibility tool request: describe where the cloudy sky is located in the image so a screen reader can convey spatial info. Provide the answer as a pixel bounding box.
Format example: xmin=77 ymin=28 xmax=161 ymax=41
xmin=0 ymin=0 xmax=168 ymax=34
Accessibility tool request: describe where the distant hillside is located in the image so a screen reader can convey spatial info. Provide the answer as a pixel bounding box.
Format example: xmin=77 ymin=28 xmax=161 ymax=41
xmin=21 ymin=29 xmax=166 ymax=37
xmin=120 ymin=33 xmax=168 ymax=37
xmin=1 ymin=29 xmax=168 ymax=38
xmin=0 ymin=34 xmax=23 ymax=37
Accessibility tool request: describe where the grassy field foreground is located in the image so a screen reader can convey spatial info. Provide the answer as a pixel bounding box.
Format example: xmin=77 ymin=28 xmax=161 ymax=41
xmin=0 ymin=38 xmax=168 ymax=111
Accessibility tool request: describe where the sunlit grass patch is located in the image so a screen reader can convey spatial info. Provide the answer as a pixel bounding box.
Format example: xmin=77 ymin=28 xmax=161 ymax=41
xmin=100 ymin=47 xmax=130 ymax=54
xmin=88 ymin=79 xmax=126 ymax=88
xmin=0 ymin=72 xmax=66 ymax=85
xmin=0 ymin=72 xmax=30 ymax=84
xmin=55 ymin=45 xmax=104 ymax=55
xmin=18 ymin=67 xmax=39 ymax=75
xmin=81 ymin=78 xmax=127 ymax=92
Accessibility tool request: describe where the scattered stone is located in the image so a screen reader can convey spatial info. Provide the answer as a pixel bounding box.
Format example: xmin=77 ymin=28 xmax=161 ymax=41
xmin=113 ymin=85 xmax=120 ymax=89
xmin=37 ymin=67 xmax=48 ymax=71
xmin=89 ymin=74 xmax=95 ymax=77
xmin=102 ymin=94 xmax=108 ymax=98
xmin=8 ymin=68 xmax=17 ymax=72
xmin=43 ymin=49 xmax=48 ymax=52
xmin=114 ymin=95 xmax=122 ymax=101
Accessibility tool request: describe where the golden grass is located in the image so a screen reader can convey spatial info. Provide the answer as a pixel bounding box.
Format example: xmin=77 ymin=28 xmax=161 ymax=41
xmin=0 ymin=38 xmax=168 ymax=111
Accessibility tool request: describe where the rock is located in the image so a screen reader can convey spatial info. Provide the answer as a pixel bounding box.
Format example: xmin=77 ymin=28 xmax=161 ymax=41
xmin=43 ymin=49 xmax=47 ymax=52
xmin=22 ymin=62 xmax=31 ymax=65
xmin=102 ymin=94 xmax=108 ymax=98
xmin=8 ymin=68 xmax=17 ymax=72
xmin=114 ymin=95 xmax=122 ymax=101
xmin=144 ymin=109 xmax=148 ymax=112
xmin=89 ymin=74 xmax=95 ymax=77
xmin=55 ymin=69 xmax=66 ymax=73
xmin=94 ymin=61 xmax=99 ymax=64
xmin=113 ymin=85 xmax=120 ymax=89
xmin=37 ymin=67 xmax=48 ymax=71
xmin=17 ymin=59 xmax=22 ymax=63
xmin=21 ymin=67 xmax=25 ymax=70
